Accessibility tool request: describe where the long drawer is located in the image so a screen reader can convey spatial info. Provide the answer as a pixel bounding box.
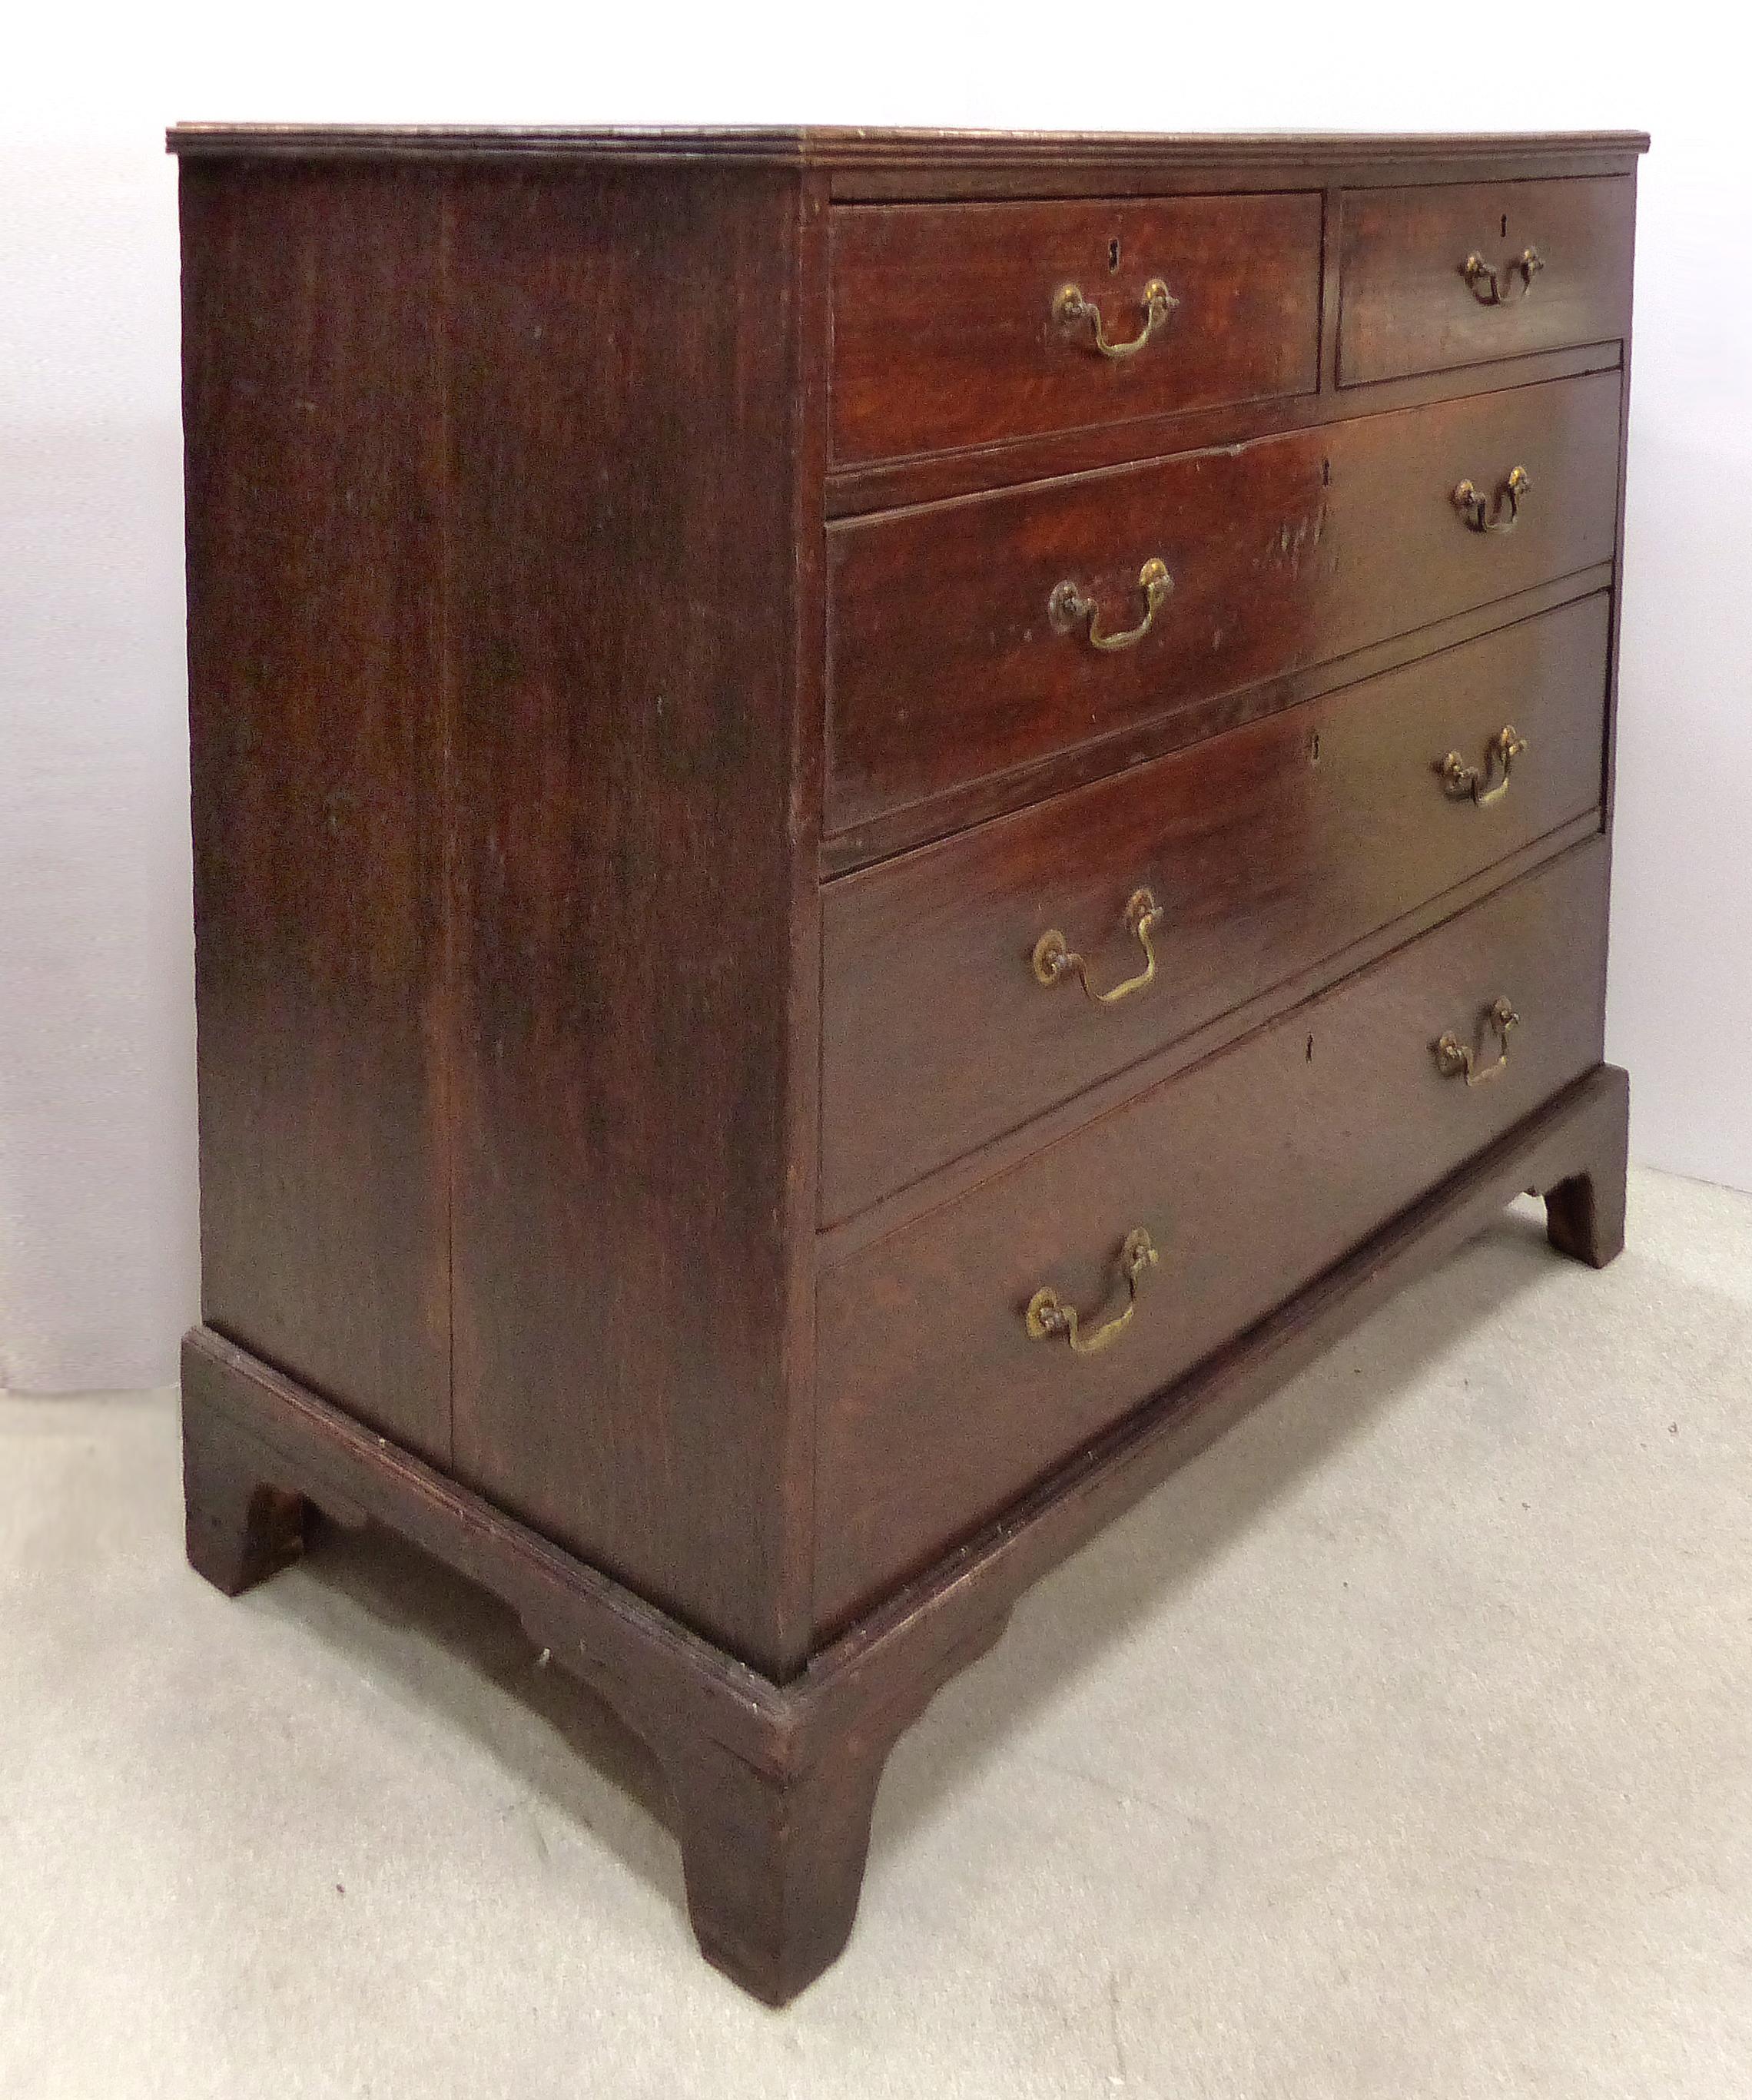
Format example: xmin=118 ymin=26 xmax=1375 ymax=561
xmin=1339 ymin=176 xmax=1635 ymax=387
xmin=826 ymin=369 xmax=1621 ymax=838
xmin=815 ymin=837 xmax=1610 ymax=1630
xmin=831 ymin=192 xmax=1322 ymax=465
xmin=821 ymin=593 xmax=1610 ymax=1225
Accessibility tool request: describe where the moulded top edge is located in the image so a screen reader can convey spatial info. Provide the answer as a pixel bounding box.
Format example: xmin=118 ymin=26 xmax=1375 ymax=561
xmin=164 ymin=123 xmax=1652 ymax=168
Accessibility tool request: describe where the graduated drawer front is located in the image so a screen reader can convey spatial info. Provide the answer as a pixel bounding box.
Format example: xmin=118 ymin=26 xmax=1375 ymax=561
xmin=827 ymin=369 xmax=1621 ymax=838
xmin=815 ymin=838 xmax=1609 ymax=1630
xmin=830 ymin=194 xmax=1322 ymax=465
xmin=1339 ymin=177 xmax=1634 ymax=386
xmin=821 ymin=593 xmax=1610 ymax=1225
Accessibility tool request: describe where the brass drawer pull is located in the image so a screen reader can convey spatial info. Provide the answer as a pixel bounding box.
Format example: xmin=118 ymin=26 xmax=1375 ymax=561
xmin=1452 ymin=465 xmax=1531 ymax=534
xmin=1033 ymin=887 xmax=1163 ymax=1006
xmin=1026 ymin=1227 xmax=1160 ymax=1356
xmin=1462 ymin=247 xmax=1545 ymax=305
xmin=1435 ymin=996 xmax=1519 ymax=1086
xmin=1438 ymin=725 xmax=1528 ymax=807
xmin=1054 ymin=277 xmax=1177 ymax=360
xmin=1050 ymin=558 xmax=1173 ymax=652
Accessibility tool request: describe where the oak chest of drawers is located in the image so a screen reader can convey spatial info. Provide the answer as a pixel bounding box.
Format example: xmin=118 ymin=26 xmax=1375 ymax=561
xmin=173 ymin=124 xmax=1644 ymax=2003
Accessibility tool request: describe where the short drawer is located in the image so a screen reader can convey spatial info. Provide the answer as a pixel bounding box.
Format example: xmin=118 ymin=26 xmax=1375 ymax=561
xmin=815 ymin=838 xmax=1609 ymax=1629
xmin=830 ymin=193 xmax=1322 ymax=465
xmin=1339 ymin=177 xmax=1634 ymax=387
xmin=827 ymin=369 xmax=1621 ymax=840
xmin=821 ymin=593 xmax=1610 ymax=1225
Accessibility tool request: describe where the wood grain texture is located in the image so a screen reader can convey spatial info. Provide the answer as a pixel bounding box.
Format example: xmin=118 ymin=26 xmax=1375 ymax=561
xmin=819 ymin=566 xmax=1614 ymax=875
xmin=816 ymin=838 xmax=1611 ymax=1628
xmin=830 ymin=192 xmax=1321 ymax=463
xmin=1339 ymin=176 xmax=1635 ymax=386
xmin=827 ymin=369 xmax=1622 ymax=839
xmin=440 ymin=163 xmax=815 ymax=1677
xmin=180 ymin=162 xmax=453 ymax=1464
xmin=822 ymin=593 xmax=1610 ymax=1223
xmin=173 ymin=128 xmax=1641 ymax=2004
xmin=181 ymin=1045 xmax=1626 ymax=1998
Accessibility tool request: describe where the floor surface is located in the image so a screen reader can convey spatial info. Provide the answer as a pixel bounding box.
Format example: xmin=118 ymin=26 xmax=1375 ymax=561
xmin=3 ymin=1168 xmax=1750 ymax=2098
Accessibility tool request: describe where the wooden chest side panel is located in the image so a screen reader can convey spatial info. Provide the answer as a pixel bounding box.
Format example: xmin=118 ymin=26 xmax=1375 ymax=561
xmin=443 ymin=164 xmax=816 ymax=1674
xmin=180 ymin=163 xmax=453 ymax=1465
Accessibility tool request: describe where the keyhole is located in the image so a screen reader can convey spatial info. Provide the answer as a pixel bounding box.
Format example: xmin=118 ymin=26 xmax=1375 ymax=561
xmin=1320 ymin=457 xmax=1331 ymax=489
xmin=1501 ymin=213 xmax=1508 ymax=240
xmin=1309 ymin=730 xmax=1322 ymax=766
xmin=1306 ymin=1034 xmax=1316 ymax=1063
xmin=1108 ymin=237 xmax=1121 ymax=274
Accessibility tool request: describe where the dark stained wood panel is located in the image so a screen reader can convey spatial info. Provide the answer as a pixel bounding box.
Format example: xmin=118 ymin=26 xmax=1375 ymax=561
xmin=827 ymin=369 xmax=1622 ymax=838
xmin=816 ymin=838 xmax=1611 ymax=1630
xmin=821 ymin=593 xmax=1610 ymax=1224
xmin=1339 ymin=177 xmax=1634 ymax=386
xmin=180 ymin=162 xmax=453 ymax=1465
xmin=831 ymin=192 xmax=1321 ymax=463
xmin=443 ymin=164 xmax=814 ymax=1676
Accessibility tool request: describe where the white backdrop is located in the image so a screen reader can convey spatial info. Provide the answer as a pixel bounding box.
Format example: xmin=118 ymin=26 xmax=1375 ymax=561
xmin=2 ymin=1 xmax=1747 ymax=1393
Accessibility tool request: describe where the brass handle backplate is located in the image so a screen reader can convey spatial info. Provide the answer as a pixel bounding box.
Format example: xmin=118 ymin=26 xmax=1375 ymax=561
xmin=1050 ymin=558 xmax=1173 ymax=652
xmin=1453 ymin=465 xmax=1531 ymax=534
xmin=1033 ymin=887 xmax=1163 ymax=1007
xmin=1026 ymin=1227 xmax=1160 ymax=1356
xmin=1438 ymin=725 xmax=1528 ymax=807
xmin=1435 ymin=996 xmax=1519 ymax=1086
xmin=1462 ymin=247 xmax=1545 ymax=305
xmin=1054 ymin=277 xmax=1177 ymax=359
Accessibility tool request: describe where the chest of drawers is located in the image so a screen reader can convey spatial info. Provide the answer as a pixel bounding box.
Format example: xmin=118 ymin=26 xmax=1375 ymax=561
xmin=173 ymin=124 xmax=1643 ymax=2003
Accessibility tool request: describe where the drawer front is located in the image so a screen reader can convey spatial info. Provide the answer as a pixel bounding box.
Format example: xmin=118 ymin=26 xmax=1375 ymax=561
xmin=1339 ymin=177 xmax=1634 ymax=387
xmin=816 ymin=838 xmax=1609 ymax=1629
xmin=822 ymin=593 xmax=1610 ymax=1225
xmin=831 ymin=194 xmax=1322 ymax=466
xmin=827 ymin=370 xmax=1621 ymax=838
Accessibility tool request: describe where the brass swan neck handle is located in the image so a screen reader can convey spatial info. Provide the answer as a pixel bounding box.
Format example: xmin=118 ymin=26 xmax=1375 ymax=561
xmin=1050 ymin=558 xmax=1173 ymax=652
xmin=1435 ymin=997 xmax=1520 ymax=1086
xmin=1438 ymin=726 xmax=1528 ymax=807
xmin=1462 ymin=247 xmax=1544 ymax=305
xmin=1026 ymin=1228 xmax=1160 ymax=1356
xmin=1053 ymin=277 xmax=1177 ymax=359
xmin=1453 ymin=466 xmax=1531 ymax=534
xmin=1033 ymin=888 xmax=1163 ymax=1007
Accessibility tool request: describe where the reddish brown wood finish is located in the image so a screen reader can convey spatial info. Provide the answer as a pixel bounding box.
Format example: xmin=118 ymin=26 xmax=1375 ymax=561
xmin=178 ymin=1053 xmax=1628 ymax=2003
xmin=827 ymin=369 xmax=1621 ymax=838
xmin=179 ymin=163 xmax=453 ymax=1465
xmin=821 ymin=593 xmax=1609 ymax=1222
xmin=173 ymin=127 xmax=1641 ymax=2005
xmin=816 ymin=839 xmax=1611 ymax=1627
xmin=830 ymin=192 xmax=1322 ymax=463
xmin=1339 ymin=176 xmax=1635 ymax=386
xmin=438 ymin=164 xmax=818 ymax=1676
